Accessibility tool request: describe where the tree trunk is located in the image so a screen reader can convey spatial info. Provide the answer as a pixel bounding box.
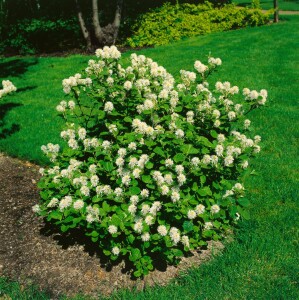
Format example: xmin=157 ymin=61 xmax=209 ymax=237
xmin=112 ymin=0 xmax=123 ymax=44
xmin=75 ymin=0 xmax=92 ymax=50
xmin=274 ymin=0 xmax=279 ymax=23
xmin=92 ymin=0 xmax=104 ymax=44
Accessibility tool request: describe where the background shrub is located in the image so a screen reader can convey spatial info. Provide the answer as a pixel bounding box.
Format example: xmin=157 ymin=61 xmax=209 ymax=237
xmin=1 ymin=18 xmax=83 ymax=55
xmin=126 ymin=3 xmax=270 ymax=48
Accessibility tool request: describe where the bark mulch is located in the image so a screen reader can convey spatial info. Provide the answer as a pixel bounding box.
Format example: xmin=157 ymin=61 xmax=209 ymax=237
xmin=0 ymin=153 xmax=225 ymax=299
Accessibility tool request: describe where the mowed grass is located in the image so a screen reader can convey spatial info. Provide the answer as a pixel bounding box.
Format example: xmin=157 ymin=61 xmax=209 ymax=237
xmin=234 ymin=0 xmax=299 ymax=11
xmin=1 ymin=16 xmax=299 ymax=299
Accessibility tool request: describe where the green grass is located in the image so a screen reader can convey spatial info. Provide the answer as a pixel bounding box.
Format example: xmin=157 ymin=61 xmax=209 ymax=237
xmin=234 ymin=0 xmax=299 ymax=11
xmin=1 ymin=16 xmax=299 ymax=299
xmin=0 ymin=277 xmax=50 ymax=300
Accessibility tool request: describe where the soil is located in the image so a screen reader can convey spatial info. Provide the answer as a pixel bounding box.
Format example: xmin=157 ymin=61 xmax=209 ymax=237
xmin=0 ymin=153 xmax=225 ymax=299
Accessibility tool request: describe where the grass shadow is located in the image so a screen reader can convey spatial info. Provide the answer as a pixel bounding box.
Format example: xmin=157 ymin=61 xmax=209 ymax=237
xmin=0 ymin=58 xmax=38 ymax=78
xmin=0 ymin=102 xmax=22 ymax=139
xmin=16 ymin=85 xmax=37 ymax=93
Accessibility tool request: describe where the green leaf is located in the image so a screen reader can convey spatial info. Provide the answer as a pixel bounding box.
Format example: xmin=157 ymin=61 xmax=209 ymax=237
xmin=91 ymin=231 xmax=99 ymax=237
xmin=212 ymin=181 xmax=220 ymax=190
xmin=238 ymin=198 xmax=250 ymax=207
xmin=189 ymin=198 xmax=198 ymax=205
xmin=152 ymin=234 xmax=160 ymax=241
xmin=128 ymin=234 xmax=135 ymax=244
xmin=37 ymin=181 xmax=46 ymax=189
xmin=103 ymin=250 xmax=111 ymax=256
xmin=186 ymin=130 xmax=194 ymax=139
xmin=238 ymin=206 xmax=250 ymax=220
xmin=124 ymin=116 xmax=132 ymax=123
xmin=145 ymin=140 xmax=155 ymax=147
xmin=61 ymin=225 xmax=69 ymax=232
xmin=129 ymin=248 xmax=141 ymax=262
xmin=145 ymin=161 xmax=154 ymax=169
xmin=200 ymin=175 xmax=206 ymax=185
xmin=174 ymin=106 xmax=183 ymax=112
xmin=98 ymin=110 xmax=105 ymax=120
xmin=210 ymin=130 xmax=218 ymax=138
xmin=133 ymin=270 xmax=142 ymax=277
xmin=129 ymin=186 xmax=141 ymax=195
xmin=198 ymin=136 xmax=213 ymax=147
xmin=63 ymin=216 xmax=74 ymax=223
xmin=72 ymin=217 xmax=82 ymax=225
xmin=183 ymin=221 xmax=194 ymax=233
xmin=142 ymin=175 xmax=152 ymax=184
xmin=181 ymin=144 xmax=199 ymax=155
xmin=146 ymin=184 xmax=155 ymax=189
xmin=154 ymin=147 xmax=166 ymax=157
xmin=102 ymin=201 xmax=110 ymax=212
xmin=203 ymin=230 xmax=213 ymax=238
xmin=198 ymin=186 xmax=212 ymax=196
xmin=40 ymin=191 xmax=48 ymax=200
xmin=192 ymin=182 xmax=198 ymax=192
xmin=103 ymin=161 xmax=113 ymax=172
xmin=172 ymin=249 xmax=183 ymax=257
xmin=92 ymin=196 xmax=100 ymax=203
xmin=49 ymin=211 xmax=62 ymax=220
xmin=173 ymin=153 xmax=185 ymax=163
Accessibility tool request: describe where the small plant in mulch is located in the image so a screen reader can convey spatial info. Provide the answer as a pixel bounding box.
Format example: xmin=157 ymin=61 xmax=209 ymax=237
xmin=33 ymin=46 xmax=267 ymax=278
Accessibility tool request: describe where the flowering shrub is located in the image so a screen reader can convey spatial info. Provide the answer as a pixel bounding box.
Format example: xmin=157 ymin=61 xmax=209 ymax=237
xmin=34 ymin=46 xmax=267 ymax=277
xmin=0 ymin=80 xmax=17 ymax=99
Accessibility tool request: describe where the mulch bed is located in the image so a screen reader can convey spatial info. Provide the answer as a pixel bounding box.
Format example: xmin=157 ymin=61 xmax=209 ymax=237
xmin=0 ymin=153 xmax=224 ymax=299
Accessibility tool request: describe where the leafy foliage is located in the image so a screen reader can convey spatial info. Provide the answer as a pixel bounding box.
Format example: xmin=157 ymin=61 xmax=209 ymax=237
xmin=126 ymin=2 xmax=270 ymax=47
xmin=0 ymin=18 xmax=83 ymax=55
xmin=34 ymin=46 xmax=267 ymax=277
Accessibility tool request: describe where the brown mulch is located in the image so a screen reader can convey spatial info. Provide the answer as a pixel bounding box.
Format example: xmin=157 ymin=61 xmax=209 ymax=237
xmin=0 ymin=153 xmax=225 ymax=299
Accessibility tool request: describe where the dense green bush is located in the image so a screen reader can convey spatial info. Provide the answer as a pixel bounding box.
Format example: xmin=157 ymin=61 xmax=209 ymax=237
xmin=0 ymin=18 xmax=83 ymax=55
xmin=126 ymin=3 xmax=270 ymax=47
xmin=34 ymin=46 xmax=267 ymax=277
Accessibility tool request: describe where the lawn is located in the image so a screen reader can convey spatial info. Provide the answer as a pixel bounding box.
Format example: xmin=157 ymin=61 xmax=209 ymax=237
xmin=1 ymin=15 xmax=299 ymax=299
xmin=234 ymin=0 xmax=299 ymax=11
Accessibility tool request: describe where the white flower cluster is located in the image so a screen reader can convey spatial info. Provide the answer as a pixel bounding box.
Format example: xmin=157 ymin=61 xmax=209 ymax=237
xmin=95 ymin=45 xmax=121 ymax=60
xmin=0 ymin=80 xmax=16 ymax=98
xmin=216 ymin=81 xmax=239 ymax=96
xmin=194 ymin=60 xmax=208 ymax=74
xmin=132 ymin=118 xmax=156 ymax=137
xmin=41 ymin=143 xmax=60 ymax=162
xmin=243 ymin=88 xmax=267 ymax=105
xmin=62 ymin=73 xmax=92 ymax=94
xmin=208 ymin=57 xmax=222 ymax=66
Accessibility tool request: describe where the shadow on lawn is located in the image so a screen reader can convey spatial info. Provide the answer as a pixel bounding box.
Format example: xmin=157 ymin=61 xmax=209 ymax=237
xmin=0 ymin=58 xmax=38 ymax=78
xmin=16 ymin=85 xmax=37 ymax=93
xmin=0 ymin=102 xmax=22 ymax=139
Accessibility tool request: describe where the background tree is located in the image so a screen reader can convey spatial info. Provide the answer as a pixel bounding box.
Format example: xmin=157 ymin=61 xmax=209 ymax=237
xmin=274 ymin=0 xmax=279 ymax=22
xmin=75 ymin=0 xmax=123 ymax=50
xmin=0 ymin=0 xmax=223 ymax=55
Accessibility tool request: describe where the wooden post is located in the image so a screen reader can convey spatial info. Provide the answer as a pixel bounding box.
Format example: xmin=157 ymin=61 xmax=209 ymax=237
xmin=274 ymin=0 xmax=279 ymax=23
